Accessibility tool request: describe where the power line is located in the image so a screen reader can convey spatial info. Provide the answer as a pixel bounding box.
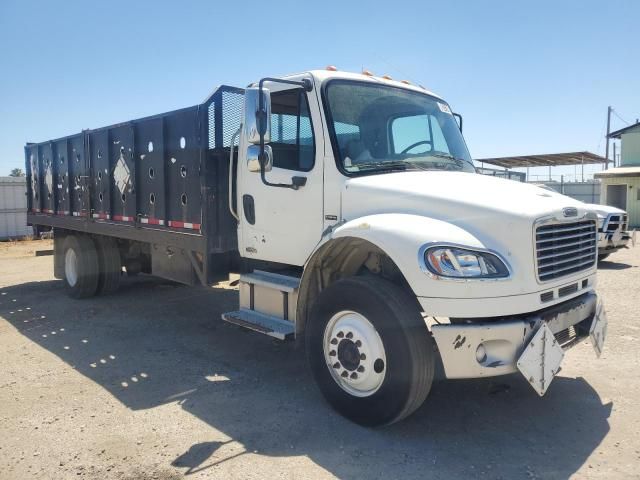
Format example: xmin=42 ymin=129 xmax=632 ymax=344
xmin=612 ymin=109 xmax=630 ymax=126
xmin=595 ymin=115 xmax=607 ymax=154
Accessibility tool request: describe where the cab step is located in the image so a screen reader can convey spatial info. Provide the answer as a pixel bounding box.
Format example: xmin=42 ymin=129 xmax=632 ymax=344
xmin=221 ymin=270 xmax=300 ymax=340
xmin=221 ymin=309 xmax=295 ymax=340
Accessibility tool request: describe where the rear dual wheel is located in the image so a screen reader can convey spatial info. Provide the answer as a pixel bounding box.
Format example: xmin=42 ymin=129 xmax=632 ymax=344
xmin=95 ymin=236 xmax=121 ymax=295
xmin=306 ymin=276 xmax=435 ymax=427
xmin=63 ymin=235 xmax=121 ymax=298
xmin=63 ymin=235 xmax=100 ymax=298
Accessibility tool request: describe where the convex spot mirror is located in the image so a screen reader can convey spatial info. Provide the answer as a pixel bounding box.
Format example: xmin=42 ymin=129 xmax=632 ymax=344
xmin=247 ymin=145 xmax=272 ymax=173
xmin=244 ymin=87 xmax=271 ymax=145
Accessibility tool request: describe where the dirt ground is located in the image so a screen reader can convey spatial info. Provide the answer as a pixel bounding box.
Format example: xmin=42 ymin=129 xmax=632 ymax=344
xmin=1 ymin=240 xmax=639 ymax=479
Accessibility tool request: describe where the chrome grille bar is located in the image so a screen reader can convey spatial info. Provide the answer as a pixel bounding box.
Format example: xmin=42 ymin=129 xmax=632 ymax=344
xmin=537 ymin=245 xmax=595 ymax=260
xmin=537 ymin=231 xmax=594 ymax=244
xmin=537 ymin=238 xmax=594 ymax=252
xmin=539 ymin=251 xmax=597 ymax=268
xmin=535 ymin=220 xmax=597 ymax=282
xmin=537 ymin=223 xmax=594 ymax=235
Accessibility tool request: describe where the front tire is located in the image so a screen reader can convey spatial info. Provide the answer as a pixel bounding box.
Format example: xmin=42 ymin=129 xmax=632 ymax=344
xmin=306 ymin=276 xmax=435 ymax=426
xmin=62 ymin=235 xmax=99 ymax=299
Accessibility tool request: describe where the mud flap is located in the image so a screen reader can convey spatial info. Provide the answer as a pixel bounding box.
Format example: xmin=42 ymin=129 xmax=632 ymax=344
xmin=590 ymin=300 xmax=607 ymax=358
xmin=516 ymin=323 xmax=564 ymax=396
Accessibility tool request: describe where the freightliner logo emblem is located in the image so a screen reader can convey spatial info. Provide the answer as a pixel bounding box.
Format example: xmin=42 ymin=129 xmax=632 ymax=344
xmin=563 ymin=207 xmax=578 ymax=217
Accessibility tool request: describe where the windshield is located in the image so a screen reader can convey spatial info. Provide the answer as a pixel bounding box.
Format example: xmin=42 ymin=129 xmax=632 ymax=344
xmin=325 ymin=80 xmax=475 ymax=174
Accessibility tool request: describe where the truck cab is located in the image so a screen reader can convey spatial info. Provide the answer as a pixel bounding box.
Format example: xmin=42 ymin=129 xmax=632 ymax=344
xmin=231 ymin=69 xmax=607 ymax=424
xmin=26 ymin=68 xmax=608 ymax=426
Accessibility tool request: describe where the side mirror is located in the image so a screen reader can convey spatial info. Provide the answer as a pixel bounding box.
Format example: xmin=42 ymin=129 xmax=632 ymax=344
xmin=244 ymin=87 xmax=271 ymax=145
xmin=247 ymin=145 xmax=272 ymax=173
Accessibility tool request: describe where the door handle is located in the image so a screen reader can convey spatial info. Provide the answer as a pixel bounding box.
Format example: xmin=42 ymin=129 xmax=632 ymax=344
xmin=291 ymin=176 xmax=307 ymax=189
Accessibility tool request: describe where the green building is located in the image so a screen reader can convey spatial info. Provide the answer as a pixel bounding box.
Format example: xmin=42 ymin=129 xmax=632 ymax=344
xmin=596 ymin=122 xmax=640 ymax=228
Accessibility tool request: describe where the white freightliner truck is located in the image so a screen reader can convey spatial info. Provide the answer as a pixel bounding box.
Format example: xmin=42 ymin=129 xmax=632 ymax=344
xmin=26 ymin=69 xmax=607 ymax=426
xmin=587 ymin=204 xmax=635 ymax=259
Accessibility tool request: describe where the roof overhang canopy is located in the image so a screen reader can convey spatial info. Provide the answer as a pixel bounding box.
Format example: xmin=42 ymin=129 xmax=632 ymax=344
xmin=476 ymin=151 xmax=607 ymax=169
xmin=594 ymin=166 xmax=640 ymax=178
xmin=608 ymin=122 xmax=640 ymax=139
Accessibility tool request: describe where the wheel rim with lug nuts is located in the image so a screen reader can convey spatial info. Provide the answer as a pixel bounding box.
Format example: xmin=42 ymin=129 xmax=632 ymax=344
xmin=65 ymin=248 xmax=78 ymax=287
xmin=323 ymin=310 xmax=387 ymax=397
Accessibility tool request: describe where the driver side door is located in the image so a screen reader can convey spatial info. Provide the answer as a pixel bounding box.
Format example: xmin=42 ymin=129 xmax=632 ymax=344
xmin=237 ymin=81 xmax=324 ymax=266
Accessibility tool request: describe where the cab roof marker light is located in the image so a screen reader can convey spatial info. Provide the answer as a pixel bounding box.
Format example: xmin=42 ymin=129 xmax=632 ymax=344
xmin=362 ymin=70 xmax=374 ymax=76
xmin=326 ymin=65 xmax=338 ymax=71
xmin=401 ymin=80 xmax=411 ymax=85
xmin=382 ymin=75 xmax=393 ymax=80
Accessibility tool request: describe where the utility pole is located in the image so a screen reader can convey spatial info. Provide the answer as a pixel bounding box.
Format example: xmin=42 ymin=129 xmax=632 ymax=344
xmin=613 ymin=142 xmax=617 ymax=168
xmin=605 ymin=106 xmax=612 ymax=170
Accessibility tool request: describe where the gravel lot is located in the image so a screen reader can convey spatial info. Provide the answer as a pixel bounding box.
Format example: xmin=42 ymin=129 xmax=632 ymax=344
xmin=1 ymin=240 xmax=639 ymax=479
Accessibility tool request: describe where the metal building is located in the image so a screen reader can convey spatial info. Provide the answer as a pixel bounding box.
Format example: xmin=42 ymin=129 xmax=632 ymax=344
xmin=596 ymin=123 xmax=640 ymax=228
xmin=0 ymin=176 xmax=33 ymax=239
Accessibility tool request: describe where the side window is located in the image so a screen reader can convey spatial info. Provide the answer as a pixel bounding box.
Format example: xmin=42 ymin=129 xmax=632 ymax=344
xmin=391 ymin=114 xmax=450 ymax=155
xmin=270 ymin=89 xmax=315 ymax=171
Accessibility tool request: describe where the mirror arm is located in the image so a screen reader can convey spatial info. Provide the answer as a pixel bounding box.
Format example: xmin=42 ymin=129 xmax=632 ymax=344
xmin=258 ymin=76 xmax=313 ymax=190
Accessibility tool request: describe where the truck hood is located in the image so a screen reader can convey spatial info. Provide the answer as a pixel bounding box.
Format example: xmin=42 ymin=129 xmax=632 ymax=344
xmin=583 ymin=203 xmax=626 ymax=217
xmin=341 ymin=171 xmax=595 ymax=294
xmin=342 ymin=171 xmax=588 ymax=230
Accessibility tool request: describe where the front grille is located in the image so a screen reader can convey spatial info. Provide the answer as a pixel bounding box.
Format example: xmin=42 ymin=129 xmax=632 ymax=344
xmin=536 ymin=220 xmax=597 ymax=282
xmin=555 ymin=325 xmax=578 ymax=348
xmin=558 ymin=283 xmax=578 ymax=298
xmin=606 ymin=214 xmax=623 ymax=232
xmin=540 ymin=291 xmax=554 ymax=303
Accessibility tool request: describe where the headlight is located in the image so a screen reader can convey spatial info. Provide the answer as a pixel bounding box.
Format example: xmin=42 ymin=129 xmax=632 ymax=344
xmin=423 ymin=246 xmax=510 ymax=279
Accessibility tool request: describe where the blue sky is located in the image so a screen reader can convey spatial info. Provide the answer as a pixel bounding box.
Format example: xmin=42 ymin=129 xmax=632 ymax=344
xmin=1 ymin=0 xmax=638 ymax=180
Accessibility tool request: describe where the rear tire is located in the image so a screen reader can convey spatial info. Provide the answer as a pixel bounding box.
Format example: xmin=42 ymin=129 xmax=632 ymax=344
xmin=306 ymin=276 xmax=435 ymax=427
xmin=95 ymin=236 xmax=121 ymax=295
xmin=62 ymin=235 xmax=99 ymax=299
xmin=125 ymin=259 xmax=141 ymax=277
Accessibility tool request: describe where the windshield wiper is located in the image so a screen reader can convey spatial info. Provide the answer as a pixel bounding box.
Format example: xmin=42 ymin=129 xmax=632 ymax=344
xmin=351 ymin=160 xmax=421 ymax=171
xmin=421 ymin=152 xmax=474 ymax=167
xmin=425 ymin=152 xmax=462 ymax=163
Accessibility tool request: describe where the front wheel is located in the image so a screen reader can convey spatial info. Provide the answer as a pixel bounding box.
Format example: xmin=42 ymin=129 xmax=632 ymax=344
xmin=305 ymin=276 xmax=435 ymax=426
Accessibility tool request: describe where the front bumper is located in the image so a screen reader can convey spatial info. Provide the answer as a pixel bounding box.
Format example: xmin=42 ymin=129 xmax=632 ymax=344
xmin=431 ymin=292 xmax=601 ymax=381
xmin=598 ymin=230 xmax=631 ymax=254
